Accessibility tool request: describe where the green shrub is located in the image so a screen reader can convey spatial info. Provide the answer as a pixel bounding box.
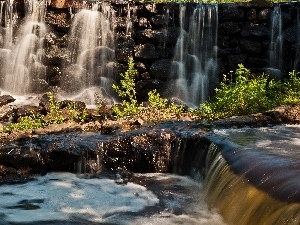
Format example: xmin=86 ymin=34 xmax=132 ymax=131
xmin=44 ymin=93 xmax=65 ymax=125
xmin=67 ymin=101 xmax=88 ymax=123
xmin=3 ymin=93 xmax=89 ymax=132
xmin=281 ymin=70 xmax=300 ymax=104
xmin=4 ymin=113 xmax=46 ymax=132
xmin=197 ymin=64 xmax=282 ymax=119
xmin=112 ymin=58 xmax=141 ymax=119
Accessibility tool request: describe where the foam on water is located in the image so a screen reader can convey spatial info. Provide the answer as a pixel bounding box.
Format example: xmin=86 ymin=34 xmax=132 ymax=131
xmin=0 ymin=172 xmax=225 ymax=224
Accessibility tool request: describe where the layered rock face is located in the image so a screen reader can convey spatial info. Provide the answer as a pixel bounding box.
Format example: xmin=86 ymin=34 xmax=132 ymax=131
xmin=1 ymin=1 xmax=300 ymax=101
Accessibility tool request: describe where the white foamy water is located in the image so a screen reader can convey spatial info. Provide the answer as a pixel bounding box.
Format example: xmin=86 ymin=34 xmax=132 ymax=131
xmin=0 ymin=172 xmax=225 ymax=224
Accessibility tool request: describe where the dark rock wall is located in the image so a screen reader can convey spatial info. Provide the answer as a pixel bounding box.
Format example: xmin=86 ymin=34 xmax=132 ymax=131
xmin=9 ymin=2 xmax=300 ymax=100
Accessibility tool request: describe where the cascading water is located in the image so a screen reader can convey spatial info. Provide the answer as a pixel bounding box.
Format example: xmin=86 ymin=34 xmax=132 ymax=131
xmin=293 ymin=7 xmax=300 ymax=72
xmin=61 ymin=3 xmax=116 ymax=105
xmin=170 ymin=4 xmax=218 ymax=107
xmin=0 ymin=0 xmax=14 ymax=49
xmin=0 ymin=0 xmax=47 ymax=95
xmin=204 ymin=126 xmax=300 ymax=225
xmin=268 ymin=4 xmax=283 ymax=78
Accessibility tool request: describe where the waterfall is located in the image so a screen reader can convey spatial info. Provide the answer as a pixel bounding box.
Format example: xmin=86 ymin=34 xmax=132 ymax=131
xmin=0 ymin=0 xmax=14 ymax=49
xmin=269 ymin=4 xmax=283 ymax=78
xmin=294 ymin=7 xmax=300 ymax=72
xmin=1 ymin=0 xmax=47 ymax=95
xmin=61 ymin=3 xmax=116 ymax=105
xmin=204 ymin=139 xmax=300 ymax=225
xmin=170 ymin=4 xmax=218 ymax=107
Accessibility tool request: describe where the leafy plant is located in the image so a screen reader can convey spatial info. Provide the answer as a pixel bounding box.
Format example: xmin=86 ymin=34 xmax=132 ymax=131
xmin=145 ymin=89 xmax=184 ymax=122
xmin=196 ymin=64 xmax=282 ymax=119
xmin=281 ymin=70 xmax=300 ymax=104
xmin=44 ymin=93 xmax=64 ymax=125
xmin=3 ymin=93 xmax=89 ymax=132
xmin=112 ymin=58 xmax=141 ymax=119
xmin=67 ymin=101 xmax=88 ymax=123
xmin=4 ymin=112 xmax=46 ymax=132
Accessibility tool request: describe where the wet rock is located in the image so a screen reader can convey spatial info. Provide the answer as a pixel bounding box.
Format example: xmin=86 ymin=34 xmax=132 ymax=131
xmin=219 ymin=4 xmax=245 ymax=21
xmin=149 ymin=59 xmax=173 ymax=81
xmin=42 ymin=46 xmax=70 ymax=66
xmin=0 ymin=105 xmax=16 ymax=123
xmin=241 ymin=22 xmax=269 ymax=37
xmin=227 ymin=54 xmax=247 ymax=69
xmin=138 ymin=17 xmax=150 ymax=29
xmin=134 ymin=44 xmax=158 ymax=59
xmin=135 ymin=29 xmax=166 ymax=44
xmin=45 ymin=11 xmax=70 ymax=32
xmin=247 ymin=8 xmax=257 ymax=21
xmin=15 ymin=105 xmax=42 ymax=118
xmin=250 ymin=0 xmax=273 ymax=8
xmin=240 ymin=39 xmax=262 ymax=54
xmin=136 ymin=79 xmax=161 ymax=101
xmin=135 ymin=61 xmax=148 ymax=73
xmin=0 ymin=95 xmax=15 ymax=107
xmin=257 ymin=8 xmax=271 ymax=21
xmin=219 ymin=22 xmax=241 ymax=35
xmin=115 ymin=47 xmax=133 ymax=63
xmin=150 ymin=14 xmax=169 ymax=27
xmin=115 ymin=36 xmax=134 ymax=62
xmin=166 ymin=27 xmax=180 ymax=45
xmin=46 ymin=66 xmax=62 ymax=86
xmin=245 ymin=56 xmax=268 ymax=68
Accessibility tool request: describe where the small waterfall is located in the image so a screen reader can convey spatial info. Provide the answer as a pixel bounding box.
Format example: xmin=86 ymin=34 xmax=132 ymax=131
xmin=62 ymin=3 xmax=116 ymax=105
xmin=204 ymin=141 xmax=300 ymax=225
xmin=0 ymin=0 xmax=14 ymax=49
xmin=171 ymin=4 xmax=218 ymax=107
xmin=293 ymin=7 xmax=300 ymax=72
xmin=1 ymin=0 xmax=47 ymax=95
xmin=269 ymin=4 xmax=283 ymax=78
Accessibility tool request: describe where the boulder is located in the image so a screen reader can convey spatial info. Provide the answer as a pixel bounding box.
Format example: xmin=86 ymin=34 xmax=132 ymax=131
xmin=149 ymin=59 xmax=173 ymax=81
xmin=219 ymin=22 xmax=241 ymax=35
xmin=0 ymin=95 xmax=15 ymax=107
xmin=134 ymin=44 xmax=158 ymax=59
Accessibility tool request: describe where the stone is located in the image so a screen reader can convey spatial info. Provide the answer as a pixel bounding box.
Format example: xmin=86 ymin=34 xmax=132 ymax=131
xmin=0 ymin=105 xmax=15 ymax=122
xmin=241 ymin=22 xmax=269 ymax=37
xmin=42 ymin=46 xmax=70 ymax=66
xmin=15 ymin=105 xmax=41 ymax=118
xmin=45 ymin=11 xmax=70 ymax=32
xmin=227 ymin=54 xmax=247 ymax=69
xmin=166 ymin=27 xmax=180 ymax=45
xmin=135 ymin=29 xmax=166 ymax=44
xmin=150 ymin=14 xmax=169 ymax=27
xmin=138 ymin=17 xmax=149 ymax=28
xmin=245 ymin=57 xmax=268 ymax=68
xmin=115 ymin=47 xmax=133 ymax=63
xmin=218 ymin=4 xmax=245 ymax=21
xmin=136 ymin=79 xmax=160 ymax=101
xmin=149 ymin=59 xmax=173 ymax=81
xmin=240 ymin=39 xmax=262 ymax=54
xmin=219 ymin=22 xmax=241 ymax=35
xmin=257 ymin=8 xmax=271 ymax=21
xmin=0 ymin=95 xmax=15 ymax=107
xmin=134 ymin=44 xmax=158 ymax=59
xmin=247 ymin=8 xmax=257 ymax=21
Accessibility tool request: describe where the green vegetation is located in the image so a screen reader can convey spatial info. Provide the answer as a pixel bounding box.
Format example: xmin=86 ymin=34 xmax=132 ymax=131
xmin=3 ymin=93 xmax=88 ymax=133
xmin=112 ymin=58 xmax=141 ymax=119
xmin=3 ymin=59 xmax=300 ymax=132
xmin=195 ymin=64 xmax=300 ymax=120
xmin=3 ymin=113 xmax=46 ymax=133
xmin=112 ymin=58 xmax=184 ymax=122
